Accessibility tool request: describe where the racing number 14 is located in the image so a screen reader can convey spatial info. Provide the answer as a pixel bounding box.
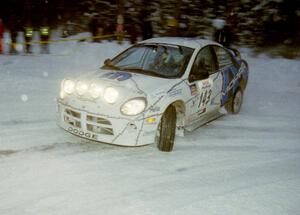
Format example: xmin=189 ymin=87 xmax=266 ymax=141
xmin=198 ymin=89 xmax=212 ymax=110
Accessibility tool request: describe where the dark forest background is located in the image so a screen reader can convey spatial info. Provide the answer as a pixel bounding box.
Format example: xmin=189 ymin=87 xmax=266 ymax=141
xmin=1 ymin=0 xmax=299 ymax=53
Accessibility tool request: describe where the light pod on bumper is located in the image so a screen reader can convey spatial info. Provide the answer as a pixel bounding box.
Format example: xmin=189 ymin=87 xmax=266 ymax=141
xmin=62 ymin=79 xmax=75 ymax=94
xmin=103 ymin=87 xmax=119 ymax=104
xmin=76 ymin=81 xmax=88 ymax=96
xmin=89 ymin=83 xmax=103 ymax=99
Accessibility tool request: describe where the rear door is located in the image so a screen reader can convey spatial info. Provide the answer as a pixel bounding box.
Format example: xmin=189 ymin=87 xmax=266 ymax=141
xmin=213 ymin=46 xmax=238 ymax=106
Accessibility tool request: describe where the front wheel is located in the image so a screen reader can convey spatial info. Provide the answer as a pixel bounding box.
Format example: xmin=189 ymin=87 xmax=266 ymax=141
xmin=225 ymin=88 xmax=243 ymax=114
xmin=156 ymin=105 xmax=176 ymax=152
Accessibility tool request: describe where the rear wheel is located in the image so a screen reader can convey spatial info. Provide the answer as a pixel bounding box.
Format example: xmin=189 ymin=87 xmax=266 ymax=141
xmin=156 ymin=105 xmax=176 ymax=152
xmin=225 ymin=88 xmax=243 ymax=114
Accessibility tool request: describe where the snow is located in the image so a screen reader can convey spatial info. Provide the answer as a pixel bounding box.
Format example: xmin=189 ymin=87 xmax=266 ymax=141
xmin=1 ymin=36 xmax=300 ymax=215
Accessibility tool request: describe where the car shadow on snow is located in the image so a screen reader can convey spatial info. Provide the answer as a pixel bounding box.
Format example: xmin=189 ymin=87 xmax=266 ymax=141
xmin=0 ymin=150 xmax=19 ymax=157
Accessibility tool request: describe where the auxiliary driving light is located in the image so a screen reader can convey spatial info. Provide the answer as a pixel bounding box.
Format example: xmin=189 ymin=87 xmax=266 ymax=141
xmin=76 ymin=81 xmax=88 ymax=96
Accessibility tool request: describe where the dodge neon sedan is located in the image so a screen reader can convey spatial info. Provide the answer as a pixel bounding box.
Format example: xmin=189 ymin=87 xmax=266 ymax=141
xmin=57 ymin=37 xmax=248 ymax=152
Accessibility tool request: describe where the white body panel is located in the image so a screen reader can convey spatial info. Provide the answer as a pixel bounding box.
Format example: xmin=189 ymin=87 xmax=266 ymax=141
xmin=57 ymin=69 xmax=191 ymax=146
xmin=57 ymin=37 xmax=248 ymax=146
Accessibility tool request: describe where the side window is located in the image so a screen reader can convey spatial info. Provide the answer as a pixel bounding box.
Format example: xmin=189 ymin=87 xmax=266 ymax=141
xmin=189 ymin=46 xmax=217 ymax=81
xmin=213 ymin=46 xmax=233 ymax=69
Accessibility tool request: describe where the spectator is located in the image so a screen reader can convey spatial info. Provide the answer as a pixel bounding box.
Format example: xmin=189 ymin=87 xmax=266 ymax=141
xmin=0 ymin=19 xmax=4 ymax=54
xmin=126 ymin=17 xmax=138 ymax=44
xmin=116 ymin=14 xmax=124 ymax=44
xmin=24 ymin=22 xmax=33 ymax=54
xmin=40 ymin=25 xmax=50 ymax=54
xmin=213 ymin=18 xmax=233 ymax=47
xmin=89 ymin=15 xmax=100 ymax=42
xmin=141 ymin=15 xmax=153 ymax=40
xmin=103 ymin=22 xmax=114 ymax=42
xmin=9 ymin=30 xmax=18 ymax=54
xmin=8 ymin=15 xmax=19 ymax=54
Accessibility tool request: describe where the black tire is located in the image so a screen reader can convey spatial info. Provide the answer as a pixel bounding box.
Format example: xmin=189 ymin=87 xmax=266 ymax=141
xmin=156 ymin=105 xmax=176 ymax=152
xmin=225 ymin=88 xmax=243 ymax=114
xmin=240 ymin=60 xmax=248 ymax=90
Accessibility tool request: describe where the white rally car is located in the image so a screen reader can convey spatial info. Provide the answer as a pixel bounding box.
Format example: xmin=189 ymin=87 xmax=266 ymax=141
xmin=57 ymin=37 xmax=248 ymax=152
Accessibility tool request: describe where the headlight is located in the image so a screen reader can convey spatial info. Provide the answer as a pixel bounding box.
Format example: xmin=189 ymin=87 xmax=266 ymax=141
xmin=62 ymin=79 xmax=75 ymax=94
xmin=121 ymin=98 xmax=147 ymax=116
xmin=76 ymin=81 xmax=88 ymax=96
xmin=103 ymin=87 xmax=119 ymax=104
xmin=89 ymin=83 xmax=102 ymax=99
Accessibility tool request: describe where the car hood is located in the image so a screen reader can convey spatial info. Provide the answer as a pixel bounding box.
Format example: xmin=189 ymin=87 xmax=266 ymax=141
xmin=76 ymin=69 xmax=177 ymax=95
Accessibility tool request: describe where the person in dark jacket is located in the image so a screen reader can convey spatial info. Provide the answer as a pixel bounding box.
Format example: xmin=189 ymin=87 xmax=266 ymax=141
xmin=24 ymin=23 xmax=33 ymax=54
xmin=89 ymin=16 xmax=100 ymax=42
xmin=7 ymin=15 xmax=19 ymax=54
xmin=214 ymin=25 xmax=233 ymax=47
xmin=126 ymin=17 xmax=138 ymax=44
xmin=0 ymin=19 xmax=4 ymax=54
xmin=103 ymin=22 xmax=114 ymax=42
xmin=141 ymin=15 xmax=153 ymax=40
xmin=40 ymin=25 xmax=50 ymax=54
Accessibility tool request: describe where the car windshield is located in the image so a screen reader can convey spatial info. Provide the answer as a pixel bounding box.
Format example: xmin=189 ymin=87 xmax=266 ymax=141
xmin=102 ymin=44 xmax=194 ymax=78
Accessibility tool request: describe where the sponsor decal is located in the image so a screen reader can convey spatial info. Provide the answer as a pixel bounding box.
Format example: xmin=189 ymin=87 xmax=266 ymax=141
xmin=221 ymin=68 xmax=233 ymax=104
xmin=168 ymin=88 xmax=182 ymax=97
xmin=100 ymin=72 xmax=132 ymax=81
xmin=222 ymin=66 xmax=244 ymax=97
xmin=189 ymin=83 xmax=198 ymax=96
xmin=67 ymin=127 xmax=97 ymax=140
xmin=189 ymin=81 xmax=212 ymax=115
xmin=198 ymin=89 xmax=212 ymax=108
xmin=201 ymin=79 xmax=211 ymax=89
xmin=145 ymin=117 xmax=157 ymax=124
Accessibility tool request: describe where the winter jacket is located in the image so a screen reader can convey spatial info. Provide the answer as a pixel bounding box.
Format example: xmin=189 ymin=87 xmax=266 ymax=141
xmin=0 ymin=21 xmax=4 ymax=38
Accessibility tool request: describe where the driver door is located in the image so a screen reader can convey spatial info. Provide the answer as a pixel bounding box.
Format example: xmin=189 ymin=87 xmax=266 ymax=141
xmin=187 ymin=45 xmax=220 ymax=125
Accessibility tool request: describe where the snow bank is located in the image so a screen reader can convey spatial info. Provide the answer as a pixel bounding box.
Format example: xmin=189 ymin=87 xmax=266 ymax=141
xmin=0 ymin=39 xmax=299 ymax=215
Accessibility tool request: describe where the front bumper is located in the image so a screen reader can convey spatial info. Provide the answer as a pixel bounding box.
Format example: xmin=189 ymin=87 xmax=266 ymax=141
xmin=57 ymin=101 xmax=158 ymax=146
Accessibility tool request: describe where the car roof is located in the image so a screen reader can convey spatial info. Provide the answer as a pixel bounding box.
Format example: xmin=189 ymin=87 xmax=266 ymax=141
xmin=139 ymin=37 xmax=221 ymax=49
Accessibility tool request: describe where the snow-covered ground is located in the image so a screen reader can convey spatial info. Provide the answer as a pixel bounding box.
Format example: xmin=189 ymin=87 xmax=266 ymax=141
xmin=0 ymin=35 xmax=300 ymax=215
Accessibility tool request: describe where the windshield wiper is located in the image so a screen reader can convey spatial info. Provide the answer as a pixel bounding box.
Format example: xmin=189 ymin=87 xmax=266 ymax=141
xmin=101 ymin=64 xmax=121 ymax=71
xmin=122 ymin=67 xmax=145 ymax=72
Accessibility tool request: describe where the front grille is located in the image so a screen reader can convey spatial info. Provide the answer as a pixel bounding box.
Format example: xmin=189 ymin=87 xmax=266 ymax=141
xmin=86 ymin=114 xmax=113 ymax=135
xmin=65 ymin=109 xmax=80 ymax=118
xmin=86 ymin=115 xmax=111 ymax=125
xmin=86 ymin=124 xmax=113 ymax=135
xmin=63 ymin=107 xmax=114 ymax=136
xmin=64 ymin=108 xmax=81 ymax=128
